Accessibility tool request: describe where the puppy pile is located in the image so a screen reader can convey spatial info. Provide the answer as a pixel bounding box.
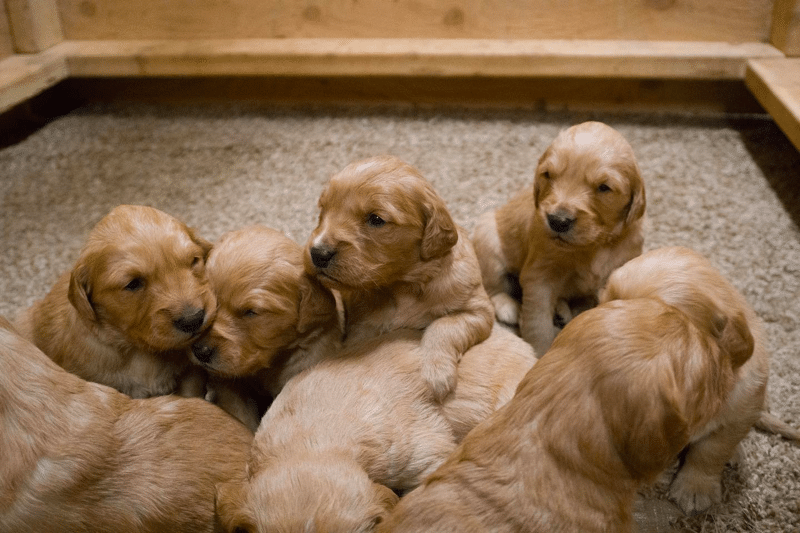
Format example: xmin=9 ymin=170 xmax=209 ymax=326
xmin=2 ymin=121 xmax=797 ymax=533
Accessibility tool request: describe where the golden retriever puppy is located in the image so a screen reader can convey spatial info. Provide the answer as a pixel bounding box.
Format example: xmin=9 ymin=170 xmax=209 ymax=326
xmin=377 ymin=299 xmax=743 ymax=533
xmin=472 ymin=121 xmax=646 ymax=356
xmin=304 ymin=155 xmax=495 ymax=401
xmin=215 ymin=330 xmax=458 ymax=533
xmin=0 ymin=317 xmax=252 ymax=533
xmin=600 ymin=246 xmax=799 ymax=514
xmin=14 ymin=204 xmax=216 ymax=399
xmin=190 ymin=225 xmax=342 ymax=429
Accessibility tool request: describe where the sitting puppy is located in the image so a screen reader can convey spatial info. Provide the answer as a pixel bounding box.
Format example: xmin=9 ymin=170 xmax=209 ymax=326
xmin=0 ymin=317 xmax=252 ymax=533
xmin=15 ymin=205 xmax=215 ymax=399
xmin=305 ymin=155 xmax=495 ymax=401
xmin=190 ymin=225 xmax=342 ymax=429
xmin=215 ymin=330 xmax=458 ymax=533
xmin=600 ymin=246 xmax=798 ymax=514
xmin=377 ymin=299 xmax=744 ymax=533
xmin=472 ymin=121 xmax=646 ymax=355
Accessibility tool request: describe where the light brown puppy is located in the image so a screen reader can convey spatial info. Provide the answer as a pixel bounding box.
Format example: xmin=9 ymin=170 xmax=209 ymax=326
xmin=190 ymin=225 xmax=342 ymax=429
xmin=472 ymin=121 xmax=646 ymax=356
xmin=378 ymin=299 xmax=743 ymax=533
xmin=600 ymin=246 xmax=798 ymax=514
xmin=215 ymin=330 xmax=457 ymax=533
xmin=15 ymin=205 xmax=216 ymax=399
xmin=0 ymin=317 xmax=252 ymax=533
xmin=305 ymin=155 xmax=495 ymax=401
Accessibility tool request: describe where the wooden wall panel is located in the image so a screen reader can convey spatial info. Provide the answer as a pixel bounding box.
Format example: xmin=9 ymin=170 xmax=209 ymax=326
xmin=771 ymin=0 xmax=800 ymax=55
xmin=6 ymin=0 xmax=63 ymax=52
xmin=57 ymin=0 xmax=774 ymax=43
xmin=1 ymin=1 xmax=16 ymax=58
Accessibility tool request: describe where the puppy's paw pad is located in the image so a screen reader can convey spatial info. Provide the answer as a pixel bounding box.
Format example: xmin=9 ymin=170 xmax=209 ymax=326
xmin=492 ymin=294 xmax=520 ymax=326
xmin=669 ymin=470 xmax=721 ymax=515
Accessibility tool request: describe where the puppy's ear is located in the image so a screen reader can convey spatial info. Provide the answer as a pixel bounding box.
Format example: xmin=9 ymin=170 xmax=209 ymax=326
xmin=188 ymin=226 xmax=214 ymax=259
xmin=68 ymin=261 xmax=97 ymax=324
xmin=296 ymin=272 xmax=337 ymax=334
xmin=624 ymin=171 xmax=646 ymax=225
xmin=420 ymin=188 xmax=458 ymax=260
xmin=711 ymin=311 xmax=754 ymax=369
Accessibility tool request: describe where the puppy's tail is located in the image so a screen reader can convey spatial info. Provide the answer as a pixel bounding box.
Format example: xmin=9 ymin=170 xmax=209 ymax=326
xmin=755 ymin=411 xmax=800 ymax=444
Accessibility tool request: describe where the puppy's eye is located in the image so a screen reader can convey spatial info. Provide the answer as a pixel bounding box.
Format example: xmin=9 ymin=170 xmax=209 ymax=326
xmin=233 ymin=526 xmax=251 ymax=533
xmin=541 ymin=170 xmax=551 ymax=180
xmin=597 ymin=183 xmax=612 ymax=193
xmin=366 ymin=214 xmax=386 ymax=228
xmin=124 ymin=278 xmax=145 ymax=292
xmin=191 ymin=256 xmax=203 ymax=268
xmin=241 ymin=309 xmax=258 ymax=318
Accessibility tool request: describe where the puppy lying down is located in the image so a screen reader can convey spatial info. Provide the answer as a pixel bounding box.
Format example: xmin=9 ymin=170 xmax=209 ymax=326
xmin=0 ymin=318 xmax=252 ymax=533
xmin=600 ymin=246 xmax=800 ymax=514
xmin=378 ymin=298 xmax=745 ymax=533
xmin=15 ymin=205 xmax=216 ymax=399
xmin=305 ymin=155 xmax=495 ymax=401
xmin=216 ymin=324 xmax=536 ymax=533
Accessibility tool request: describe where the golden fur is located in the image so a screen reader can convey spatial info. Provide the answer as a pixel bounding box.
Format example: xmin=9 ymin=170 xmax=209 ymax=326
xmin=472 ymin=121 xmax=646 ymax=355
xmin=190 ymin=225 xmax=342 ymax=430
xmin=378 ymin=299 xmax=742 ymax=533
xmin=0 ymin=317 xmax=252 ymax=533
xmin=215 ymin=324 xmax=536 ymax=533
xmin=599 ymin=246 xmax=793 ymax=513
xmin=305 ymin=155 xmax=495 ymax=400
xmin=14 ymin=205 xmax=216 ymax=399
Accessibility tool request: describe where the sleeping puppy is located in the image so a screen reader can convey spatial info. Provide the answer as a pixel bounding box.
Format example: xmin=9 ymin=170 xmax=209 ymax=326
xmin=215 ymin=330 xmax=457 ymax=533
xmin=377 ymin=298 xmax=743 ymax=533
xmin=600 ymin=246 xmax=799 ymax=514
xmin=472 ymin=121 xmax=646 ymax=355
xmin=15 ymin=205 xmax=215 ymax=399
xmin=0 ymin=317 xmax=252 ymax=533
xmin=304 ymin=155 xmax=495 ymax=401
xmin=190 ymin=225 xmax=342 ymax=428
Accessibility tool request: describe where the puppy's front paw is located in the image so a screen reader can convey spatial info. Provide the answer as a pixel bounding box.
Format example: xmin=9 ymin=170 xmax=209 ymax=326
xmin=492 ymin=293 xmax=521 ymax=326
xmin=669 ymin=467 xmax=722 ymax=515
xmin=419 ymin=350 xmax=458 ymax=402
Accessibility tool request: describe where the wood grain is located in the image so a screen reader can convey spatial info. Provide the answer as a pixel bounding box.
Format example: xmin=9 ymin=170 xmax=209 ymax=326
xmin=746 ymin=58 xmax=800 ymax=151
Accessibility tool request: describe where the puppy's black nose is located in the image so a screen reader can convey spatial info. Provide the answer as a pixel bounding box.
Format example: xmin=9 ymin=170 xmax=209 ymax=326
xmin=547 ymin=213 xmax=575 ymax=234
xmin=174 ymin=308 xmax=206 ymax=334
xmin=310 ymin=245 xmax=337 ymax=269
xmin=191 ymin=343 xmax=216 ymax=364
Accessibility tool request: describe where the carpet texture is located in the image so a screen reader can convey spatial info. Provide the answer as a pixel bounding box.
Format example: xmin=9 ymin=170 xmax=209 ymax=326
xmin=1 ymin=102 xmax=799 ymax=531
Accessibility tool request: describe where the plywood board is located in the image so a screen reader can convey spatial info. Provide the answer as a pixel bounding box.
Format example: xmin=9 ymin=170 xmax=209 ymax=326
xmin=746 ymin=58 xmax=800 ymax=152
xmin=57 ymin=0 xmax=773 ymax=43
xmin=59 ymin=39 xmax=783 ymax=80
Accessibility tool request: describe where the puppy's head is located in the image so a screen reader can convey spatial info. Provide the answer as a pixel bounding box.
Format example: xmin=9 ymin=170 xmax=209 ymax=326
xmin=191 ymin=226 xmax=338 ymax=377
xmin=543 ymin=299 xmax=734 ymax=484
xmin=216 ymin=456 xmax=398 ymax=533
xmin=68 ymin=205 xmax=216 ymax=352
xmin=304 ymin=155 xmax=458 ymax=291
xmin=533 ymin=121 xmax=646 ymax=247
xmin=600 ymin=246 xmax=755 ymax=369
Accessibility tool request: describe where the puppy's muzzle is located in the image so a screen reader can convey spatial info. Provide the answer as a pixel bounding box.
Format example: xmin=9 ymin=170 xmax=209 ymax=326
xmin=173 ymin=307 xmax=207 ymax=335
xmin=191 ymin=342 xmax=216 ymax=364
xmin=547 ymin=212 xmax=576 ymax=234
xmin=310 ymin=244 xmax=337 ymax=269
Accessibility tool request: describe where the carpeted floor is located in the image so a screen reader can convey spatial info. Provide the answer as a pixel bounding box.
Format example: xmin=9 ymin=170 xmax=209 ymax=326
xmin=1 ymin=102 xmax=798 ymax=531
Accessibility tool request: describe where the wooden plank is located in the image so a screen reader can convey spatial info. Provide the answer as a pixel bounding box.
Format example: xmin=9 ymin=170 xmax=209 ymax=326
xmin=56 ymin=0 xmax=774 ymax=43
xmin=5 ymin=0 xmax=63 ymax=53
xmin=58 ymin=39 xmax=783 ymax=80
xmin=771 ymin=0 xmax=800 ymax=55
xmin=746 ymin=58 xmax=800 ymax=152
xmin=0 ymin=47 xmax=67 ymax=113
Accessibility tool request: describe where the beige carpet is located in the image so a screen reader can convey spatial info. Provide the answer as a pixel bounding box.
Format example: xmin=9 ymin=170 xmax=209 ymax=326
xmin=1 ymin=102 xmax=798 ymax=531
